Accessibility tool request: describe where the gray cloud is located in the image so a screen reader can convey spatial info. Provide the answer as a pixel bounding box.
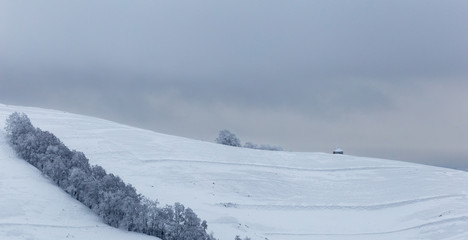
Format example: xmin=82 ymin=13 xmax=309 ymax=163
xmin=1 ymin=1 xmax=467 ymax=169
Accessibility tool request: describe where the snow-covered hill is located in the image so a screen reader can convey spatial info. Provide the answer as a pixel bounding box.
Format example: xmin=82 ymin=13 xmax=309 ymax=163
xmin=1 ymin=103 xmax=468 ymax=240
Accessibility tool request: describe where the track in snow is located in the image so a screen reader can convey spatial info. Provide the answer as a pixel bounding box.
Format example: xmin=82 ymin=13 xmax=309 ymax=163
xmin=217 ymin=194 xmax=467 ymax=211
xmin=0 ymin=223 xmax=99 ymax=229
xmin=143 ymin=158 xmax=409 ymax=172
xmin=265 ymin=216 xmax=468 ymax=236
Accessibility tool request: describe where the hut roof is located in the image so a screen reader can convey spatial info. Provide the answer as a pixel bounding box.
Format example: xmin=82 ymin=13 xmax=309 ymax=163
xmin=333 ymin=147 xmax=343 ymax=153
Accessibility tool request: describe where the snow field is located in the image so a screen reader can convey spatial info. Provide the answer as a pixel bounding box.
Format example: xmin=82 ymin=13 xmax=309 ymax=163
xmin=1 ymin=103 xmax=468 ymax=240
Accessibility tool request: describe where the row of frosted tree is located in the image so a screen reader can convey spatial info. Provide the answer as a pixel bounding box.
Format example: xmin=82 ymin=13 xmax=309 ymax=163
xmin=216 ymin=129 xmax=283 ymax=151
xmin=5 ymin=112 xmax=215 ymax=240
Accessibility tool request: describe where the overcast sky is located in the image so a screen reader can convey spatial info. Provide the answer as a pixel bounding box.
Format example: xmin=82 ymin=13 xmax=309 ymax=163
xmin=1 ymin=1 xmax=467 ymax=169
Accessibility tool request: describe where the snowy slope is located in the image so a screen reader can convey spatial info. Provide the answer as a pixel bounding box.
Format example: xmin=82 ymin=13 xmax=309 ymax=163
xmin=1 ymin=103 xmax=468 ymax=240
xmin=0 ymin=129 xmax=158 ymax=239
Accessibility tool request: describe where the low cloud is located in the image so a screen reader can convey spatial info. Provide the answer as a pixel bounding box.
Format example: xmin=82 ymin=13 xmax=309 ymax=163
xmin=1 ymin=1 xmax=467 ymax=169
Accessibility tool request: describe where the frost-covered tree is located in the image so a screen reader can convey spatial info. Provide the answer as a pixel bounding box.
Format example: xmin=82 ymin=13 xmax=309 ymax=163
xmin=257 ymin=144 xmax=283 ymax=151
xmin=243 ymin=142 xmax=257 ymax=149
xmin=5 ymin=112 xmax=34 ymax=140
xmin=215 ymin=128 xmax=282 ymax=151
xmin=70 ymin=151 xmax=91 ymax=173
xmin=244 ymin=142 xmax=283 ymax=151
xmin=201 ymin=220 xmax=208 ymax=231
xmin=215 ymin=130 xmax=241 ymax=147
xmin=67 ymin=167 xmax=89 ymax=200
xmin=234 ymin=236 xmax=251 ymax=240
xmin=140 ymin=198 xmax=166 ymax=237
xmin=163 ymin=202 xmax=208 ymax=240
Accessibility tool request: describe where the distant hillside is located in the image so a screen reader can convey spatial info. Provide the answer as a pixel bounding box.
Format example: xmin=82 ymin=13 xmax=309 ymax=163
xmin=1 ymin=103 xmax=468 ymax=240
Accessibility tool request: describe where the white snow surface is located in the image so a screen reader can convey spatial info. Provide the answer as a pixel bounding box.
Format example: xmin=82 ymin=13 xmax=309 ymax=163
xmin=1 ymin=103 xmax=468 ymax=240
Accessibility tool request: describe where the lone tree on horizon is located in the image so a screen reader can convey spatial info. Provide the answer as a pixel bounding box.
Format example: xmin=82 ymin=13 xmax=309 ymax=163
xmin=215 ymin=129 xmax=241 ymax=147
